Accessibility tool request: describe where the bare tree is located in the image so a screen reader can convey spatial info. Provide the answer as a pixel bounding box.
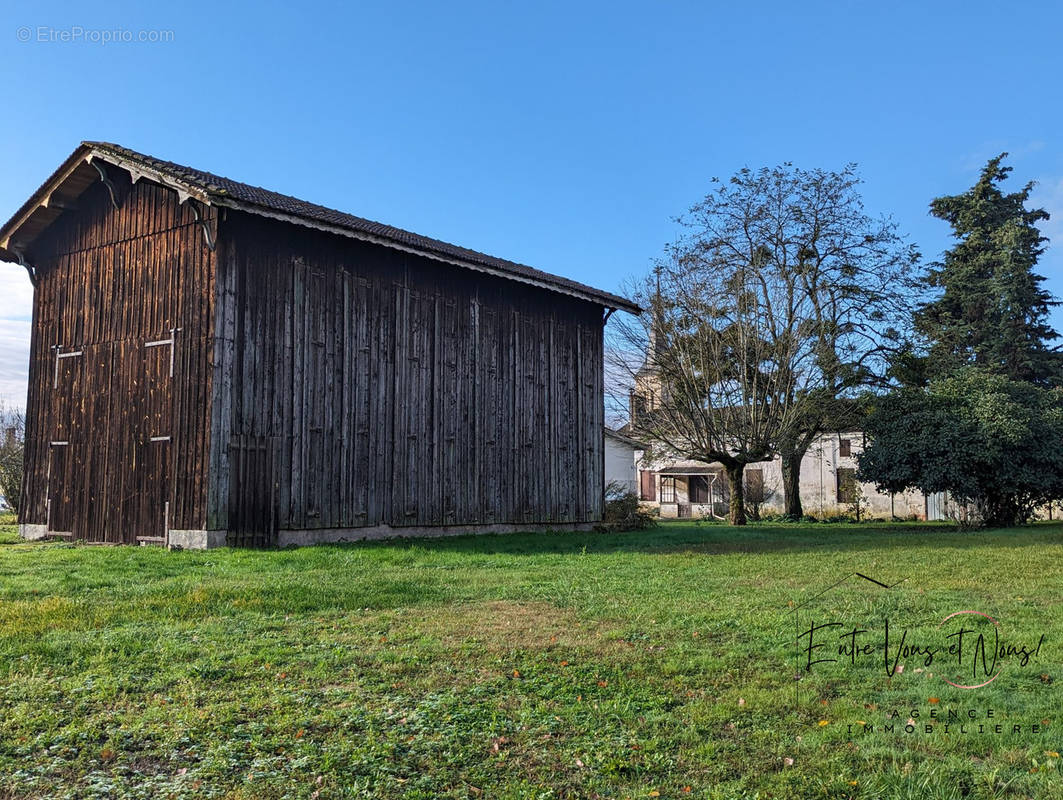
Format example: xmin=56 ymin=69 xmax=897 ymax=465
xmin=0 ymin=402 xmax=25 ymax=516
xmin=609 ymin=164 xmax=916 ymax=521
xmin=743 ymin=468 xmax=776 ymax=521
xmin=611 ymin=244 xmax=812 ymax=525
xmin=760 ymin=166 xmax=917 ymax=517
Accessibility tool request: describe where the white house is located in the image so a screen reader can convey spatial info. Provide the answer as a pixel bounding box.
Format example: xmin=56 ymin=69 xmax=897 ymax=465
xmin=604 ymin=428 xmax=644 ymax=494
xmin=634 ymin=432 xmax=929 ymax=520
xmin=621 ymin=327 xmax=935 ymax=520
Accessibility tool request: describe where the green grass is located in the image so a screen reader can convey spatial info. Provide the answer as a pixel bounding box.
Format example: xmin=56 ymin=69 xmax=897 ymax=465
xmin=0 ymin=518 xmax=1060 ymax=799
xmin=0 ymin=512 xmax=16 ymax=544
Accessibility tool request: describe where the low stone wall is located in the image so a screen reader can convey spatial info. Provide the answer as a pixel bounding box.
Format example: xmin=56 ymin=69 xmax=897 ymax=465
xmin=175 ymin=523 xmax=596 ymax=549
xmin=658 ymin=503 xmax=721 ymax=520
xmin=15 ymin=522 xmax=597 ymax=549
xmin=275 ymin=523 xmax=596 ymax=548
xmin=18 ymin=524 xmax=48 ymax=540
xmin=167 ymin=530 xmax=229 ymax=550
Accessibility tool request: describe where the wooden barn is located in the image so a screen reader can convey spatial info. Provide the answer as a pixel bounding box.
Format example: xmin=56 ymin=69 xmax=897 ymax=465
xmin=1 ymin=142 xmax=637 ymax=548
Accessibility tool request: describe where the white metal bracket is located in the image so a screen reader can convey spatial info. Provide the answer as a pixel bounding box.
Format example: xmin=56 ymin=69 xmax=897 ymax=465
xmin=52 ymin=344 xmax=84 ymax=389
xmin=144 ymin=327 xmax=182 ymax=377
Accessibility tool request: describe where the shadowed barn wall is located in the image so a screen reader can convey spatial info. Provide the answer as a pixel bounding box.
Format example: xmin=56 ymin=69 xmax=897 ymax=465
xmin=19 ymin=173 xmax=215 ymax=542
xmin=210 ymin=211 xmax=605 ymax=545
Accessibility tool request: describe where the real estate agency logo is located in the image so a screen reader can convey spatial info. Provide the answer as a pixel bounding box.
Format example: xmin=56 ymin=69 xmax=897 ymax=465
xmin=787 ymin=573 xmax=1048 ymax=698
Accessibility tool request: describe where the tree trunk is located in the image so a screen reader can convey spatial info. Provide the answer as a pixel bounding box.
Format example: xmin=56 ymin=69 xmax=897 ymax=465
xmin=725 ymin=463 xmax=746 ymax=526
xmin=781 ymin=451 xmax=803 ymax=519
xmin=979 ymin=496 xmax=1025 ymax=528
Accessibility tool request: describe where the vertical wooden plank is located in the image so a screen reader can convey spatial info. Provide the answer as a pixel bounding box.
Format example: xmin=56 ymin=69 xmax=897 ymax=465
xmin=24 ymin=166 xmax=616 ymax=544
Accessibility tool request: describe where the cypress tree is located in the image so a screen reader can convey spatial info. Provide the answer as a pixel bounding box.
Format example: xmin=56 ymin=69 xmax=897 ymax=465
xmin=915 ymin=154 xmax=1062 ymax=385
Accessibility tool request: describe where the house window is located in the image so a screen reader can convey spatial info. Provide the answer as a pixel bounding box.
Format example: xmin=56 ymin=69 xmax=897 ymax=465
xmin=660 ymin=476 xmax=676 ymax=503
xmin=839 ymin=438 xmax=851 ymax=457
xmin=631 ymin=392 xmax=647 ymax=421
xmin=745 ymin=468 xmax=764 ymax=497
xmin=639 ymin=470 xmax=656 ymax=501
xmin=837 ymin=467 xmax=858 ymax=503
xmin=689 ymin=475 xmax=710 ymax=503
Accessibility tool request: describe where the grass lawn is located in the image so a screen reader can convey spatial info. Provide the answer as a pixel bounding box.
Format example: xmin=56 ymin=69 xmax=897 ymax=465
xmin=0 ymin=513 xmax=18 ymax=545
xmin=0 ymin=517 xmax=1061 ymax=799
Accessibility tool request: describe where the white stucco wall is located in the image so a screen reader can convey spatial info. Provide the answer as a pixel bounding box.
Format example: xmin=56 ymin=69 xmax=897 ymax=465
xmin=641 ymin=432 xmax=928 ymax=520
xmin=762 ymin=434 xmax=925 ymax=518
xmin=604 ymin=434 xmax=638 ymax=493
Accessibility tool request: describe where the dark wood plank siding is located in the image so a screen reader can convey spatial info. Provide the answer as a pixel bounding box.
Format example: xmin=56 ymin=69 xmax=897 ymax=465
xmin=18 ymin=173 xmax=215 ymax=541
xmin=211 ymin=211 xmax=604 ymax=536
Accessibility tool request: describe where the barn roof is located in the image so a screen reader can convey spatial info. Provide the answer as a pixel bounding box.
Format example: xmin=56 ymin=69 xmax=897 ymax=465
xmin=0 ymin=142 xmax=641 ymax=314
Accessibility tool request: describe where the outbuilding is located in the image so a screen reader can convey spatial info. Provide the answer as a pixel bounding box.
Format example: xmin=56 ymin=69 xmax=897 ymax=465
xmin=604 ymin=428 xmax=644 ymax=494
xmin=2 ymin=142 xmax=637 ymax=547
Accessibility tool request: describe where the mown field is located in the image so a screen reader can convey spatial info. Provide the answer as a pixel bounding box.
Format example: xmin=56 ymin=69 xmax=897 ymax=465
xmin=0 ymin=513 xmax=1060 ymax=799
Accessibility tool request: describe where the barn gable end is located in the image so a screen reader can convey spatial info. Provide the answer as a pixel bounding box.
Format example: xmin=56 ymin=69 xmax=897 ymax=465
xmin=13 ymin=169 xmax=216 ymax=543
xmin=3 ymin=142 xmax=635 ymax=547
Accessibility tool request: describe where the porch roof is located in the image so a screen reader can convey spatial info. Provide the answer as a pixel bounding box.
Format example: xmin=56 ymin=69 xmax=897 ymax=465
xmin=657 ymin=466 xmax=721 ymax=475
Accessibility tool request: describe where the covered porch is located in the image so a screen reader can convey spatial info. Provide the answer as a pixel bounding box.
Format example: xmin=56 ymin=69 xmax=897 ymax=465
xmin=655 ymin=466 xmax=729 ymax=520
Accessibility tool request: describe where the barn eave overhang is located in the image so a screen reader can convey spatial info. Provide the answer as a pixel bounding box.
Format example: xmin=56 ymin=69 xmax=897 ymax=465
xmin=0 ymin=145 xmax=212 ymax=260
xmin=209 ymin=194 xmax=641 ymax=314
xmin=0 ymin=144 xmax=642 ymax=316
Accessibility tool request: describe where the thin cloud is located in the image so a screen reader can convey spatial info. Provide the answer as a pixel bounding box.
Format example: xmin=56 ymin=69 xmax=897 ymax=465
xmin=957 ymin=140 xmax=1047 ymax=173
xmin=0 ymin=264 xmax=34 ymax=407
xmin=1031 ymin=176 xmax=1063 ymax=246
xmin=1030 ymin=177 xmax=1063 ymax=331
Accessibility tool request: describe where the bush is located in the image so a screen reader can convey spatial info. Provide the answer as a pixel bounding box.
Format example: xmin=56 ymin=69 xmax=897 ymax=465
xmin=757 ymin=512 xmax=798 ymax=523
xmin=820 ymin=513 xmax=858 ymax=524
xmin=0 ymin=413 xmax=23 ymax=517
xmin=597 ymin=482 xmax=657 ymax=532
xmin=859 ymin=371 xmax=1063 ymax=527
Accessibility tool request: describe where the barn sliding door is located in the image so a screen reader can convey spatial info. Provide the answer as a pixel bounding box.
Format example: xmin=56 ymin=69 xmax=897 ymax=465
xmin=227 ymin=435 xmax=278 ymax=547
xmin=45 ymin=442 xmax=74 ymax=538
xmin=131 ymin=438 xmax=171 ymax=544
xmin=131 ymin=331 xmax=176 ymax=545
xmin=46 ymin=344 xmax=84 ymax=539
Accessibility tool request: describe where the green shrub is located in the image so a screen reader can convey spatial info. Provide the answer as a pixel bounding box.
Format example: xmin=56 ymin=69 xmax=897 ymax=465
xmin=820 ymin=513 xmax=858 ymax=524
xmin=756 ymin=512 xmax=793 ymax=523
xmin=597 ymin=482 xmax=657 ymax=532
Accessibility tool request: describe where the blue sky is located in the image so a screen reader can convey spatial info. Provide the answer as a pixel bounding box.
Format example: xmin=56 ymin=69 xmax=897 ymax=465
xmin=2 ymin=0 xmax=1061 ymax=404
